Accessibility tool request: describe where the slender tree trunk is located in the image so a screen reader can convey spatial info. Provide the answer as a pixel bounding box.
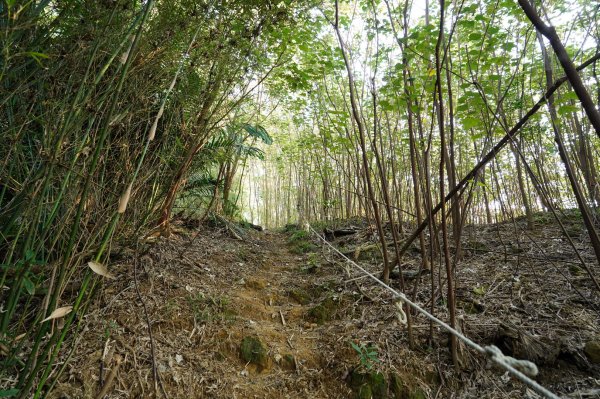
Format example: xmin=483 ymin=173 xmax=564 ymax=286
xmin=434 ymin=0 xmax=458 ymax=367
xmin=333 ymin=0 xmax=391 ymax=282
xmin=519 ymin=0 xmax=600 ymax=138
xmin=536 ymin=31 xmax=600 ymax=282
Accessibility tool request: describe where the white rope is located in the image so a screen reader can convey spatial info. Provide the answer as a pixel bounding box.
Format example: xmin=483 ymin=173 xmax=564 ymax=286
xmin=308 ymin=225 xmax=560 ymax=399
xmin=394 ymin=299 xmax=407 ymax=325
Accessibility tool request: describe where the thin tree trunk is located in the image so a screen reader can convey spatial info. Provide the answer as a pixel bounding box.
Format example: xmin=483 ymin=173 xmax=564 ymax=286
xmin=434 ymin=0 xmax=458 ymax=367
xmin=536 ymin=30 xmax=600 ymax=285
xmin=519 ymin=0 xmax=600 ymax=138
xmin=333 ymin=0 xmax=391 ymax=282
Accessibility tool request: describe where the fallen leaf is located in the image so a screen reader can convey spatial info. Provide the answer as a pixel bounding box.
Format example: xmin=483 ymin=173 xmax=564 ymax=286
xmin=88 ymin=261 xmax=116 ymax=279
xmin=41 ymin=306 xmax=73 ymax=323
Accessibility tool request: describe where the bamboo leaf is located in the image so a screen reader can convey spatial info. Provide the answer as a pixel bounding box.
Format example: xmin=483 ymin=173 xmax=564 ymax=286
xmin=88 ymin=261 xmax=116 ymax=279
xmin=242 ymin=124 xmax=273 ymax=145
xmin=41 ymin=306 xmax=73 ymax=323
xmin=25 ymin=51 xmax=50 ymax=66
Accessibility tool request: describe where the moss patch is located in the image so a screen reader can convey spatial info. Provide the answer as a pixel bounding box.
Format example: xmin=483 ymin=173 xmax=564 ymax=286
xmin=409 ymin=387 xmax=427 ymax=399
xmin=468 ymin=240 xmax=489 ymax=252
xmin=281 ymin=354 xmax=296 ymax=370
xmin=187 ymin=293 xmax=235 ymax=324
xmin=584 ymin=340 xmax=600 ymax=363
xmin=389 ymin=373 xmax=406 ymax=399
xmin=240 ymin=336 xmax=271 ymax=370
xmin=289 ymin=288 xmax=312 ymax=305
xmin=308 ymin=297 xmax=336 ymax=324
xmin=287 ymin=229 xmax=317 ymax=254
xmin=289 ymin=240 xmax=317 ymax=254
xmin=348 ymin=370 xmax=387 ymax=399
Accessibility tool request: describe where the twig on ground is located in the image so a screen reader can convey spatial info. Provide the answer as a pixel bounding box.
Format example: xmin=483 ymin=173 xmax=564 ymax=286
xmin=134 ymin=254 xmax=168 ymax=399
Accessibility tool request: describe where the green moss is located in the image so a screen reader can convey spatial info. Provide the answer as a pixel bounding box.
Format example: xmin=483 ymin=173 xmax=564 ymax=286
xmin=408 ymin=387 xmax=426 ymax=399
xmin=509 ymin=244 xmax=524 ymax=254
xmin=237 ymin=248 xmax=250 ymax=261
xmin=468 ymin=240 xmax=489 ymax=252
xmin=584 ymin=340 xmax=600 ymax=363
xmin=389 ymin=373 xmax=406 ymax=399
xmin=424 ymin=368 xmax=440 ymax=386
xmin=532 ymin=212 xmax=553 ymax=224
xmin=245 ymin=278 xmax=267 ymax=290
xmin=308 ymin=297 xmax=336 ymax=324
xmin=187 ymin=293 xmax=235 ymax=323
xmin=286 ymin=228 xmax=317 ymax=254
xmin=289 ymin=229 xmax=310 ymax=242
xmin=289 ymin=240 xmax=317 ymax=254
xmin=569 ymin=265 xmax=585 ymax=275
xmin=458 ymin=300 xmax=484 ymax=314
xmin=289 ymin=288 xmax=311 ymax=305
xmin=357 ymin=384 xmax=373 ymax=399
xmin=283 ymin=223 xmax=300 ymax=233
xmin=349 ymin=370 xmax=387 ymax=399
xmin=240 ymin=336 xmax=271 ymax=370
xmin=281 ymin=354 xmax=295 ymax=370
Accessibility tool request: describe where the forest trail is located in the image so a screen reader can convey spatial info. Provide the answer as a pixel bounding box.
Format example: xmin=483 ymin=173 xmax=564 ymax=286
xmin=46 ymin=215 xmax=600 ymax=399
xmin=50 ymin=225 xmax=354 ymax=399
xmin=223 ymin=230 xmax=348 ymax=398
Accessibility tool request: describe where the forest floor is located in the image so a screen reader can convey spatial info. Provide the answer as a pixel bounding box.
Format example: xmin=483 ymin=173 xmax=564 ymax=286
xmin=49 ymin=212 xmax=600 ymax=399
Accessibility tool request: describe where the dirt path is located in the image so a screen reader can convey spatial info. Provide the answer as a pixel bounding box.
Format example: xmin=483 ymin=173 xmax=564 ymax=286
xmin=51 ymin=226 xmax=353 ymax=399
xmin=223 ymin=230 xmax=349 ymax=398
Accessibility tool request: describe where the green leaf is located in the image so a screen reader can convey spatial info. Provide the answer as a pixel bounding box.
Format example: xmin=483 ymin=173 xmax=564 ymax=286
xmin=461 ymin=20 xmax=476 ymax=28
xmin=558 ymin=105 xmax=579 ymax=116
xmin=379 ymin=99 xmax=393 ymax=111
xmin=0 ymin=389 xmax=19 ymax=398
xmin=25 ymin=51 xmax=50 ymax=66
xmin=242 ymin=124 xmax=273 ymax=145
xmin=462 ymin=116 xmax=480 ymax=130
xmin=561 ymin=92 xmax=579 ymax=101
xmin=24 ymin=250 xmax=35 ymax=261
xmin=468 ymin=33 xmax=482 ymax=41
xmin=456 ymin=102 xmax=469 ymax=113
xmin=501 ymin=42 xmax=515 ymax=51
xmin=23 ymin=277 xmax=35 ymax=295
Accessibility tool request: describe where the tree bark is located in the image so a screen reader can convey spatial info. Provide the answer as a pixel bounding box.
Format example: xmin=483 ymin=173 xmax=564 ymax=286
xmin=518 ymin=0 xmax=600 ymax=139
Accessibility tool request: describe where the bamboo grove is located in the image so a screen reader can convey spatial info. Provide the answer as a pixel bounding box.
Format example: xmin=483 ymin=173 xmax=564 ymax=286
xmin=1 ymin=0 xmax=600 ymax=397
xmin=0 ymin=0 xmax=315 ymax=396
